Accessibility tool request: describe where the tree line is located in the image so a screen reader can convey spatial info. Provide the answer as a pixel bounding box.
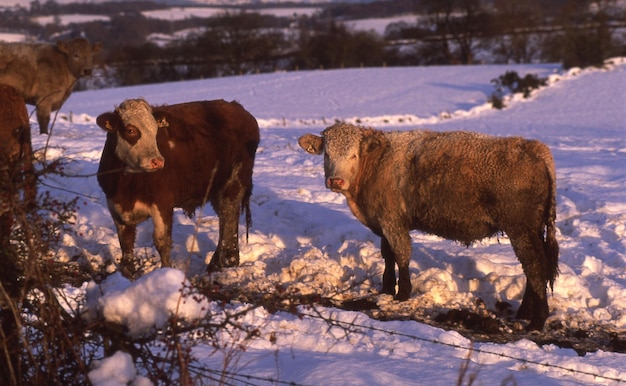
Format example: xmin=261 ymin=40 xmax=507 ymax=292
xmin=2 ymin=0 xmax=625 ymax=87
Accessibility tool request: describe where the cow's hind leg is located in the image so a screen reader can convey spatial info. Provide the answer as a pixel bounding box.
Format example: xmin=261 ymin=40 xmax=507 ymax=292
xmin=208 ymin=198 xmax=240 ymax=271
xmin=510 ymin=231 xmax=550 ymax=330
xmin=208 ymin=173 xmax=244 ymax=272
xmin=380 ymin=237 xmax=397 ymax=296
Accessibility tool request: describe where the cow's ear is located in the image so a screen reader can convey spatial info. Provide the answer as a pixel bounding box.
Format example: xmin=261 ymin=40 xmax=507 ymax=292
xmin=56 ymin=40 xmax=69 ymax=54
xmin=96 ymin=112 xmax=121 ymax=132
xmin=298 ymin=134 xmax=324 ymax=155
xmin=361 ymin=129 xmax=384 ymax=154
xmin=153 ymin=112 xmax=170 ymax=128
xmin=93 ymin=42 xmax=103 ymax=53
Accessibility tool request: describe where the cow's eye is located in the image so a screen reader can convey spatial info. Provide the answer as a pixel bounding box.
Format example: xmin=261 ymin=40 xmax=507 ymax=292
xmin=124 ymin=125 xmax=140 ymax=138
xmin=122 ymin=125 xmax=141 ymax=145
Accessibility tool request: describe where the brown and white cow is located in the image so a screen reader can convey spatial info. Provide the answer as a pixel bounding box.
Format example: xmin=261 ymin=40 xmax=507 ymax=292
xmin=0 ymin=38 xmax=102 ymax=134
xmin=299 ymin=123 xmax=559 ymax=330
xmin=0 ymin=84 xmax=35 ymax=239
xmin=97 ymin=99 xmax=259 ymax=277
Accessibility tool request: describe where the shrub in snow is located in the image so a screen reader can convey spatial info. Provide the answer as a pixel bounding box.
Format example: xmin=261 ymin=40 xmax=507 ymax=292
xmin=490 ymin=71 xmax=547 ymax=109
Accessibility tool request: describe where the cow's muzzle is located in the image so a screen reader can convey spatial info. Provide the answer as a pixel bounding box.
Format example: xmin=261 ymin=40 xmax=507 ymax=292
xmin=148 ymin=157 xmax=165 ymax=170
xmin=82 ymin=69 xmax=93 ymax=76
xmin=326 ymin=177 xmax=345 ymax=191
xmin=123 ymin=157 xmax=165 ymax=173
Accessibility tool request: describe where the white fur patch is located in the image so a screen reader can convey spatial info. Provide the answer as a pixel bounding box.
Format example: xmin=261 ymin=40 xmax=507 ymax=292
xmin=110 ymin=199 xmax=154 ymax=225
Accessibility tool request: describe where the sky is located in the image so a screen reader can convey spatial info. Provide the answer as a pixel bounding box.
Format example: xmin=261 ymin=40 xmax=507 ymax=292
xmin=0 ymin=0 xmax=361 ymax=7
xmin=23 ymin=58 xmax=626 ymax=385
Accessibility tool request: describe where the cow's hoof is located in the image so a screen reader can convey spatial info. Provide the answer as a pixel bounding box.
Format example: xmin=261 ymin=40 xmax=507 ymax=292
xmin=207 ymin=252 xmax=239 ymax=272
xmin=119 ymin=265 xmax=138 ymax=280
xmin=118 ymin=257 xmax=139 ymax=279
xmin=206 ymin=260 xmax=223 ymax=273
xmin=393 ymin=293 xmax=410 ymax=302
xmin=381 ymin=286 xmax=396 ymax=296
xmin=524 ymin=318 xmax=546 ymax=332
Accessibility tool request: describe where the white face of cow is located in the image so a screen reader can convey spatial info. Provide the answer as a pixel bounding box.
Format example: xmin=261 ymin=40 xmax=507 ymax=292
xmin=56 ymin=38 xmax=102 ymax=79
xmin=97 ymin=99 xmax=165 ymax=173
xmin=299 ymin=123 xmax=363 ymax=192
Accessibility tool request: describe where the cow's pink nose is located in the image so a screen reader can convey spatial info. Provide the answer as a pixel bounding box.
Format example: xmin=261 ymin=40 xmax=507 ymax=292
xmin=150 ymin=157 xmax=164 ymax=169
xmin=327 ymin=178 xmax=344 ymax=189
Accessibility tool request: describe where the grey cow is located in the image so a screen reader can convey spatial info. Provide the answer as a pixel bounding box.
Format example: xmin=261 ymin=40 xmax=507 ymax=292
xmin=299 ymin=123 xmax=559 ymax=330
xmin=0 ymin=38 xmax=102 ymax=134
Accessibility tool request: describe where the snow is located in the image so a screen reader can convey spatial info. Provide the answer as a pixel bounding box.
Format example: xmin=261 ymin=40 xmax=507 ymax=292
xmin=346 ymin=14 xmax=419 ymax=35
xmin=84 ymin=269 xmax=210 ymax=337
xmin=142 ymin=7 xmax=230 ymax=21
xmin=88 ymin=351 xmax=151 ymax=386
xmin=33 ymin=14 xmax=110 ymax=26
xmin=27 ymin=59 xmax=626 ymax=385
xmin=0 ymin=33 xmax=27 ymax=42
xmin=142 ymin=7 xmax=321 ymax=21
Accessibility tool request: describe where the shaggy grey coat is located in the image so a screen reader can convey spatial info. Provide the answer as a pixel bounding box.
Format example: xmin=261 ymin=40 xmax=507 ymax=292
xmin=0 ymin=38 xmax=101 ymax=134
xmin=299 ymin=123 xmax=559 ymax=330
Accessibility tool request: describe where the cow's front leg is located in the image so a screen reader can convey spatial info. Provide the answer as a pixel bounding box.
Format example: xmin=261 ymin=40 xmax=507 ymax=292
xmin=380 ymin=236 xmax=397 ymax=296
xmin=152 ymin=208 xmax=173 ymax=268
xmin=383 ymin=230 xmax=412 ymax=301
xmin=114 ymin=220 xmax=138 ymax=278
xmin=36 ymin=104 xmax=51 ymax=135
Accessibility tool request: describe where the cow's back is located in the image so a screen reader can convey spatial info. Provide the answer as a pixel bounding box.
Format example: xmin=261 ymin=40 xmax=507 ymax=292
xmin=0 ymin=43 xmax=39 ymax=99
xmin=152 ymin=100 xmax=259 ymax=158
xmin=402 ymin=131 xmax=552 ymax=242
xmin=351 ymin=130 xmax=552 ymax=242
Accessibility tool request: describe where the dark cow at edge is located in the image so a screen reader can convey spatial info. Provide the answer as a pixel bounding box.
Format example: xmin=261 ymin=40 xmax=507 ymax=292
xmin=97 ymin=99 xmax=259 ymax=277
xmin=0 ymin=84 xmax=35 ymax=239
xmin=0 ymin=38 xmax=102 ymax=134
xmin=299 ymin=123 xmax=559 ymax=330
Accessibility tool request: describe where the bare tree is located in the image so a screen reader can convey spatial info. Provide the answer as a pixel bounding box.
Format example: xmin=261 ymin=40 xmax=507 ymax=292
xmin=420 ymin=0 xmax=489 ymax=64
xmin=206 ymin=12 xmax=289 ymax=76
xmin=420 ymin=0 xmax=455 ymax=63
xmin=492 ymin=0 xmax=545 ymax=63
xmin=541 ymin=0 xmax=622 ymax=68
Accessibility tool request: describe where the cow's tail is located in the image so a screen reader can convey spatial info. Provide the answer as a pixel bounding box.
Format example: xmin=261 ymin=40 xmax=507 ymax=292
xmin=242 ymin=183 xmax=252 ymax=243
xmin=541 ymin=144 xmax=559 ymax=291
xmin=241 ymin=137 xmax=258 ymax=243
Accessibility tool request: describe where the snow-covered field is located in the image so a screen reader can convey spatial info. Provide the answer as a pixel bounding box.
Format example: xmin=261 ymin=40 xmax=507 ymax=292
xmin=31 ymin=61 xmax=626 ymax=385
xmin=142 ymin=6 xmax=321 ymax=20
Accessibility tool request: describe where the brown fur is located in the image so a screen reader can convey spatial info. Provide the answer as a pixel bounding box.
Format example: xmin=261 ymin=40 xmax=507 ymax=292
xmin=0 ymin=38 xmax=102 ymax=134
xmin=97 ymin=100 xmax=259 ymax=276
xmin=299 ymin=123 xmax=559 ymax=330
xmin=0 ymin=84 xmax=35 ymax=240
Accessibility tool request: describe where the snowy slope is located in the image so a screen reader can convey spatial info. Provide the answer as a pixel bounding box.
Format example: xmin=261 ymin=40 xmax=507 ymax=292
xmin=29 ymin=60 xmax=626 ymax=385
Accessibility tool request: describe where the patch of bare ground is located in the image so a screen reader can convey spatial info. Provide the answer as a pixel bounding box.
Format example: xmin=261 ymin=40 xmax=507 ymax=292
xmin=201 ymin=281 xmax=626 ymax=356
